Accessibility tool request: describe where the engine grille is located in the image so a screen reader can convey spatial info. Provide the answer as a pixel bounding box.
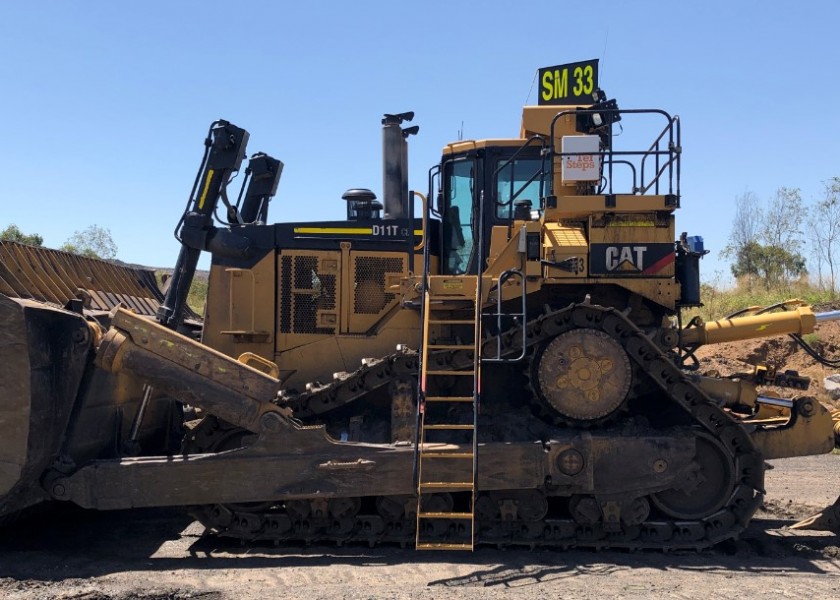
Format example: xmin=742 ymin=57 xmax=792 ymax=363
xmin=353 ymin=256 xmax=403 ymax=315
xmin=279 ymin=254 xmax=337 ymax=335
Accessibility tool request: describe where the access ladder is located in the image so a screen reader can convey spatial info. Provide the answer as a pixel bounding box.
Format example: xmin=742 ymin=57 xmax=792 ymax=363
xmin=414 ymin=274 xmax=481 ymax=551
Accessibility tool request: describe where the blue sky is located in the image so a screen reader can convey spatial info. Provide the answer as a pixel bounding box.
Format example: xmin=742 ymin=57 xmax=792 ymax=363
xmin=2 ymin=1 xmax=839 ymax=280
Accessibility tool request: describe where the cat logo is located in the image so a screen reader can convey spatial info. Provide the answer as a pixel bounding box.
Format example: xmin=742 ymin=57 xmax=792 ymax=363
xmin=590 ymin=243 xmax=674 ymax=276
xmin=605 ymin=245 xmax=647 ymax=272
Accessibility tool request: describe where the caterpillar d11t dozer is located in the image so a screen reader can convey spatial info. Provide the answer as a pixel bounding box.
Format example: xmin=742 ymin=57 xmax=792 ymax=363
xmin=1 ymin=59 xmax=839 ymax=549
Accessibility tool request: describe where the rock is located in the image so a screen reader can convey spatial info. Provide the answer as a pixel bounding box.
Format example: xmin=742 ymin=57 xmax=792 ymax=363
xmin=824 ymin=374 xmax=840 ymax=399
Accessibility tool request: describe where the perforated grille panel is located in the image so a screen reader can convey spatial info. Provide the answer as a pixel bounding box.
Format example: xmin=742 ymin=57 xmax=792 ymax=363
xmin=353 ymin=256 xmax=404 ymax=315
xmin=279 ymin=254 xmax=337 ymax=335
xmin=280 ymin=255 xmax=293 ymax=333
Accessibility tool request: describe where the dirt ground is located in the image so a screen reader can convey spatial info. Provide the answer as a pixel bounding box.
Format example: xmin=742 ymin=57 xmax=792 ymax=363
xmin=2 ymin=319 xmax=840 ymax=599
xmin=0 ymin=455 xmax=837 ymax=600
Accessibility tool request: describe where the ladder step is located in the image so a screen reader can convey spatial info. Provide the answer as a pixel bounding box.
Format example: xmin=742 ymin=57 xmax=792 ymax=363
xmin=419 ymin=452 xmax=474 ymax=459
xmin=428 ymin=298 xmax=475 ymax=304
xmin=425 ymin=396 xmax=474 ymax=402
xmin=425 ymin=370 xmax=474 ymax=376
xmin=428 ymin=319 xmax=475 ymax=325
xmin=417 ymin=511 xmax=474 ymax=520
xmin=416 ymin=542 xmax=474 ymax=551
xmin=423 ymin=424 xmax=474 ymax=430
xmin=419 ymin=482 xmax=474 ymax=490
xmin=427 ymin=344 xmax=474 ymax=350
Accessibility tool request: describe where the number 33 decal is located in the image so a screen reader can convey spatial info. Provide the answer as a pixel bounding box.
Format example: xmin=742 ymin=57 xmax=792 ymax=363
xmin=573 ymin=65 xmax=594 ymax=96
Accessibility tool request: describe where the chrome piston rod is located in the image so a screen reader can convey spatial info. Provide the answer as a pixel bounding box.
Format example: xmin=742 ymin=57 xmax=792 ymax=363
xmin=756 ymin=395 xmax=794 ymax=409
xmin=815 ymin=309 xmax=840 ymax=323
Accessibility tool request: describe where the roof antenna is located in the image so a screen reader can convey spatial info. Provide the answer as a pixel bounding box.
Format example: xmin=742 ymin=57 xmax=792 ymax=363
xmin=600 ymin=29 xmax=610 ymax=84
xmin=457 ymin=121 xmax=464 ymax=141
xmin=525 ymin=68 xmax=538 ymax=105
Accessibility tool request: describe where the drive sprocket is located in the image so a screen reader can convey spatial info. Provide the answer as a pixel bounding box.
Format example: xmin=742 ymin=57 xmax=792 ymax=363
xmin=532 ymin=328 xmax=632 ymax=425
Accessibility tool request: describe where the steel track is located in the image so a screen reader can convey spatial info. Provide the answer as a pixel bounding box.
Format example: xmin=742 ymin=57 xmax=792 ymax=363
xmin=188 ymin=301 xmax=765 ymax=550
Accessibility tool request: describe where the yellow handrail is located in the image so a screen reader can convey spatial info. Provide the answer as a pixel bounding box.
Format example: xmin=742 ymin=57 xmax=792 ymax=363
xmin=411 ymin=190 xmax=427 ymax=252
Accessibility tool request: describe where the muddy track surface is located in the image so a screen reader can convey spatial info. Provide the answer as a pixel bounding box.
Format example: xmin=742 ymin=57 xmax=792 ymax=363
xmin=0 ymin=456 xmax=838 ymax=600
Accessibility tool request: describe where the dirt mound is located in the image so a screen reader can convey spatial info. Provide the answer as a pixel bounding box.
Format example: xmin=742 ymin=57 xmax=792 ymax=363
xmin=694 ymin=319 xmax=840 ymax=410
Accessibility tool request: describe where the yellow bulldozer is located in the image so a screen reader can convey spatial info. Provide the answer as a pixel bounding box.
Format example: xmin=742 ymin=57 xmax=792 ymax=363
xmin=1 ymin=59 xmax=837 ymax=550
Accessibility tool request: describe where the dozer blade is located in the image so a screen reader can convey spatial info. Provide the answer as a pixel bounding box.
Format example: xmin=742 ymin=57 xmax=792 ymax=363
xmin=791 ymin=497 xmax=840 ymax=532
xmin=0 ymin=240 xmax=166 ymax=317
xmin=0 ymin=294 xmax=92 ymax=519
xmin=1 ymin=240 xmax=163 ymax=514
xmin=0 ymin=295 xmax=34 ymax=507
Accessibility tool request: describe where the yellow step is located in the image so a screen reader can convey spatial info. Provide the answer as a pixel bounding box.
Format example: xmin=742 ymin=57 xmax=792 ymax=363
xmin=425 ymin=396 xmax=474 ymax=402
xmin=427 ymin=344 xmax=474 ymax=350
xmin=428 ymin=319 xmax=475 ymax=325
xmin=425 ymin=370 xmax=474 ymax=376
xmin=423 ymin=424 xmax=474 ymax=430
xmin=416 ymin=542 xmax=474 ymax=551
xmin=420 ymin=451 xmax=474 ymax=459
xmin=419 ymin=482 xmax=474 ymax=490
xmin=417 ymin=511 xmax=474 ymax=520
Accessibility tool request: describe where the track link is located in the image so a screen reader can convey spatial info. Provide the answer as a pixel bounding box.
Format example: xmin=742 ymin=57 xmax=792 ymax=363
xmin=190 ymin=302 xmax=765 ymax=550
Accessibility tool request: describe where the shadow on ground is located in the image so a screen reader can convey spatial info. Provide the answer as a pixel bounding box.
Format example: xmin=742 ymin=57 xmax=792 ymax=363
xmin=0 ymin=506 xmax=837 ymax=588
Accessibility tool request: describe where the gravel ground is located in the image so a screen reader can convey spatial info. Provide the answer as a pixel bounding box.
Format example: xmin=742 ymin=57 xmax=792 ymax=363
xmin=0 ymin=455 xmax=838 ymax=600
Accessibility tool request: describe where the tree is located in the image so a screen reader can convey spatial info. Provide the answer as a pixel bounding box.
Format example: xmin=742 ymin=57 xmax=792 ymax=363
xmin=723 ymin=187 xmax=807 ymax=290
xmin=763 ymin=187 xmax=805 ymax=254
xmin=730 ymin=241 xmax=806 ymax=288
xmin=722 ymin=190 xmax=762 ymax=289
xmin=729 ymin=240 xmax=764 ymax=280
xmin=61 ymin=225 xmax=118 ymax=260
xmin=808 ymin=177 xmax=840 ymax=296
xmin=0 ymin=224 xmax=43 ymax=246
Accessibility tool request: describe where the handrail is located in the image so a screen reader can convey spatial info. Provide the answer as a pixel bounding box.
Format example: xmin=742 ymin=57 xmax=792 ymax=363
xmin=411 ymin=191 xmax=427 ymax=252
xmin=546 ymin=107 xmax=680 ymax=200
xmin=412 ymin=188 xmax=432 ymax=485
xmin=482 ymin=269 xmax=526 ymax=363
xmin=427 ymin=163 xmax=442 ymax=219
xmin=599 ymin=159 xmax=637 ymax=194
xmin=472 ymin=189 xmax=485 ymax=491
xmin=639 ymin=114 xmax=681 ymax=196
xmin=406 ymin=190 xmax=425 ymax=277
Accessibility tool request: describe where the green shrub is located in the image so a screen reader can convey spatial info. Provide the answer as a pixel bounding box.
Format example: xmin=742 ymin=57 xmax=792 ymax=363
xmin=690 ymin=278 xmax=835 ymax=321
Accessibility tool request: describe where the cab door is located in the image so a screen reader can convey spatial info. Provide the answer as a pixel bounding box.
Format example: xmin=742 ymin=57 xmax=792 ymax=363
xmin=440 ymin=155 xmax=478 ymax=275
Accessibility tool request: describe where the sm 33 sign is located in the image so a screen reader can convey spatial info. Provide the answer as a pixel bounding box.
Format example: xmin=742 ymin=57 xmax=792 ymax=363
xmin=538 ymin=59 xmax=599 ymax=105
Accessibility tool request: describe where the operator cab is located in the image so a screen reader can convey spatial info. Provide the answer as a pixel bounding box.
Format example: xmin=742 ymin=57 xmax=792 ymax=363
xmin=437 ymin=140 xmax=545 ymax=275
xmin=432 ymin=59 xmax=683 ymax=289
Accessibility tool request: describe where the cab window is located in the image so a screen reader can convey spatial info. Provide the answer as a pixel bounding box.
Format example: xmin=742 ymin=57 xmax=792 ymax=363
xmin=495 ymin=158 xmax=542 ymax=219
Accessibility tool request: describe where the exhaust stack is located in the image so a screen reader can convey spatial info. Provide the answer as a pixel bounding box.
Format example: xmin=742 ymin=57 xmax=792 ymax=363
xmin=381 ymin=112 xmax=418 ymax=219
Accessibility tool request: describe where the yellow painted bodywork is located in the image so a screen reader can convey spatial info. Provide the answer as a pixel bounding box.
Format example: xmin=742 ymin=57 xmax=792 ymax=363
xmin=202 ymin=252 xmax=276 ymax=361
xmin=203 ymin=246 xmax=430 ymax=390
xmin=748 ymin=399 xmax=836 ymax=460
xmin=681 ymin=306 xmax=817 ymax=346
